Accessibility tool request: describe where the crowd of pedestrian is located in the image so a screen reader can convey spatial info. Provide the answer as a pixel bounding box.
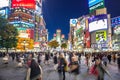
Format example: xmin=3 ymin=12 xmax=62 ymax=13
xmin=0 ymin=51 xmax=120 ymax=80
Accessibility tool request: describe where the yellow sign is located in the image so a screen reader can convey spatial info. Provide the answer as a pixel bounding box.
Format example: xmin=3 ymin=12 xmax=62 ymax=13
xmin=96 ymin=30 xmax=107 ymax=42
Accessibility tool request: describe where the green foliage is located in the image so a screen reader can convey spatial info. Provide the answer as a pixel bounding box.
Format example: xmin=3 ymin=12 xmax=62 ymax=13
xmin=61 ymin=43 xmax=67 ymax=49
xmin=0 ymin=16 xmax=18 ymax=51
xmin=48 ymin=40 xmax=59 ymax=48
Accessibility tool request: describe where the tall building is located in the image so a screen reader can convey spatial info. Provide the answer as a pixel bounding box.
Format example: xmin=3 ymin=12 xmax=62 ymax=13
xmin=111 ymin=16 xmax=120 ymax=50
xmin=56 ymin=29 xmax=61 ymax=45
xmin=69 ymin=19 xmax=77 ymax=50
xmin=51 ymin=29 xmax=66 ymax=48
xmin=0 ymin=0 xmax=48 ymax=51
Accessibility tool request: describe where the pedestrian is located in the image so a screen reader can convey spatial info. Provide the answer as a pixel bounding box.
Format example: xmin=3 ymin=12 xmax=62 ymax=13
xmin=26 ymin=53 xmax=42 ymax=80
xmin=113 ymin=53 xmax=116 ymax=63
xmin=44 ymin=52 xmax=49 ymax=64
xmin=89 ymin=58 xmax=111 ymax=80
xmin=53 ymin=53 xmax=58 ymax=70
xmin=37 ymin=53 xmax=41 ymax=64
xmin=57 ymin=53 xmax=67 ymax=80
xmin=3 ymin=53 xmax=9 ymax=64
xmin=107 ymin=54 xmax=112 ymax=64
xmin=102 ymin=55 xmax=108 ymax=67
xmin=117 ymin=54 xmax=120 ymax=72
xmin=11 ymin=52 xmax=15 ymax=61
xmin=69 ymin=52 xmax=79 ymax=80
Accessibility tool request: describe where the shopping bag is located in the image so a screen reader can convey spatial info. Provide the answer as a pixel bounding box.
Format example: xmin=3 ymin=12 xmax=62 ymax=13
xmin=26 ymin=68 xmax=31 ymax=80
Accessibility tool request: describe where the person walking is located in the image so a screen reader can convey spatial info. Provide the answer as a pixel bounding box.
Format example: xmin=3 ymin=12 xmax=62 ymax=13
xmin=107 ymin=54 xmax=112 ymax=64
xmin=102 ymin=55 xmax=108 ymax=67
xmin=53 ymin=53 xmax=58 ymax=70
xmin=89 ymin=58 xmax=111 ymax=80
xmin=57 ymin=53 xmax=67 ymax=80
xmin=26 ymin=53 xmax=42 ymax=80
xmin=117 ymin=54 xmax=120 ymax=72
xmin=69 ymin=52 xmax=79 ymax=80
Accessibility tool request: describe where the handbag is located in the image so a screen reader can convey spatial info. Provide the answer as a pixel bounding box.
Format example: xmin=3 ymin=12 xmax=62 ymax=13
xmin=89 ymin=65 xmax=98 ymax=76
xmin=26 ymin=68 xmax=31 ymax=80
xmin=64 ymin=65 xmax=69 ymax=72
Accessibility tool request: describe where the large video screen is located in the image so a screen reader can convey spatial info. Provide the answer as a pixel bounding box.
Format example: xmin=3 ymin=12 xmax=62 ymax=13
xmin=96 ymin=30 xmax=107 ymax=43
xmin=12 ymin=0 xmax=35 ymax=10
xmin=88 ymin=14 xmax=108 ymax=32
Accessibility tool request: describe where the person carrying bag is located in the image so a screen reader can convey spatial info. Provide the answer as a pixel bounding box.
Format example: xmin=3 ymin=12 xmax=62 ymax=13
xmin=26 ymin=54 xmax=42 ymax=80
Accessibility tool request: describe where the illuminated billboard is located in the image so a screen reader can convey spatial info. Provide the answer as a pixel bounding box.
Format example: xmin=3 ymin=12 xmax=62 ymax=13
xmin=88 ymin=0 xmax=103 ymax=7
xmin=0 ymin=7 xmax=9 ymax=18
xmin=88 ymin=0 xmax=105 ymax=13
xmin=0 ymin=0 xmax=9 ymax=8
xmin=111 ymin=16 xmax=120 ymax=27
xmin=96 ymin=30 xmax=107 ymax=43
xmin=12 ymin=0 xmax=35 ymax=9
xmin=88 ymin=14 xmax=108 ymax=32
xmin=70 ymin=19 xmax=77 ymax=27
xmin=10 ymin=21 xmax=35 ymax=27
xmin=17 ymin=27 xmax=29 ymax=38
xmin=36 ymin=0 xmax=42 ymax=13
xmin=26 ymin=29 xmax=34 ymax=39
xmin=84 ymin=30 xmax=90 ymax=48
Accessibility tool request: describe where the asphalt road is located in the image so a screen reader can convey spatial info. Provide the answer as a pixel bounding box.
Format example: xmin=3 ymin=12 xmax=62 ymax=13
xmin=0 ymin=57 xmax=120 ymax=80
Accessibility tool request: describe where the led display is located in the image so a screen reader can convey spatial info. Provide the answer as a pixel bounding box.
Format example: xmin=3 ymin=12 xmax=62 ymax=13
xmin=88 ymin=14 xmax=108 ymax=32
xmin=12 ymin=0 xmax=35 ymax=9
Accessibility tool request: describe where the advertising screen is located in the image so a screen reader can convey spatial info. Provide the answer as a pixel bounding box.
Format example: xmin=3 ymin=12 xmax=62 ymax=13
xmin=36 ymin=0 xmax=42 ymax=13
xmin=88 ymin=14 xmax=108 ymax=32
xmin=96 ymin=30 xmax=107 ymax=43
xmin=111 ymin=16 xmax=120 ymax=27
xmin=10 ymin=21 xmax=35 ymax=27
xmin=84 ymin=30 xmax=90 ymax=48
xmin=88 ymin=0 xmax=103 ymax=7
xmin=26 ymin=29 xmax=34 ymax=39
xmin=17 ymin=27 xmax=28 ymax=38
xmin=0 ymin=0 xmax=9 ymax=8
xmin=0 ymin=7 xmax=9 ymax=18
xmin=12 ymin=0 xmax=35 ymax=9
xmin=89 ymin=1 xmax=104 ymax=13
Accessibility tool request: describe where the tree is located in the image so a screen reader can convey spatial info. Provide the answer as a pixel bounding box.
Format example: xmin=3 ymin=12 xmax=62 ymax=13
xmin=0 ymin=16 xmax=18 ymax=52
xmin=48 ymin=40 xmax=59 ymax=48
xmin=61 ymin=43 xmax=67 ymax=49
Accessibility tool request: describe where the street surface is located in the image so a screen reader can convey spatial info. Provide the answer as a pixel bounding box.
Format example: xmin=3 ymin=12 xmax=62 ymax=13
xmin=0 ymin=57 xmax=120 ymax=80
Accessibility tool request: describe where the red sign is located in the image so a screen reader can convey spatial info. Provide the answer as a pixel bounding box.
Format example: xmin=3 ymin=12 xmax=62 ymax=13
xmin=12 ymin=0 xmax=36 ymax=9
xmin=26 ymin=29 xmax=34 ymax=39
xmin=84 ymin=30 xmax=91 ymax=48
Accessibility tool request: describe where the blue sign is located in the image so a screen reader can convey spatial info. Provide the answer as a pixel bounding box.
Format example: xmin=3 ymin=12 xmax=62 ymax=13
xmin=0 ymin=7 xmax=9 ymax=19
xmin=72 ymin=19 xmax=77 ymax=24
xmin=111 ymin=16 xmax=120 ymax=27
xmin=88 ymin=0 xmax=103 ymax=7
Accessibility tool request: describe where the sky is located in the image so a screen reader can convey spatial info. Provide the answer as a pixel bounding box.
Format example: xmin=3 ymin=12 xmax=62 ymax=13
xmin=42 ymin=0 xmax=120 ymax=41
